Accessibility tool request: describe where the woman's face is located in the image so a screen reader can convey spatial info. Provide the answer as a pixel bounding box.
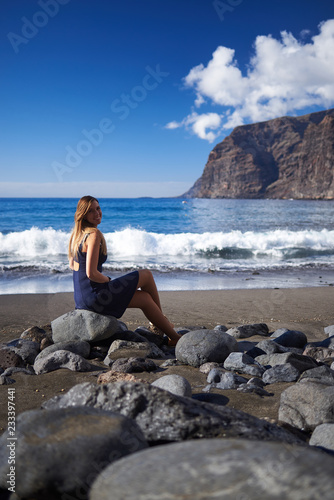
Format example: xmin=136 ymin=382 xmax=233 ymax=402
xmin=85 ymin=200 xmax=102 ymax=227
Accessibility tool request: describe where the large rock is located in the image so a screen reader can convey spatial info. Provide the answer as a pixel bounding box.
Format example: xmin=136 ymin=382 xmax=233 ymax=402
xmin=262 ymin=364 xmax=300 ymax=384
xmin=104 ymin=339 xmax=165 ymax=363
xmin=279 ymin=382 xmax=334 ymax=431
xmin=33 ymin=350 xmax=95 ymax=374
xmin=51 ymin=309 xmax=125 ymax=343
xmin=1 ymin=338 xmax=40 ymax=365
xmin=0 ymin=407 xmax=147 ymax=499
xmin=90 ymin=438 xmax=334 ymax=500
xmin=34 ymin=339 xmax=91 ymax=362
xmin=42 ymin=381 xmax=303 ymax=446
xmin=182 ymin=108 xmax=334 ymax=200
xmin=152 ymin=374 xmax=192 ymax=397
xmin=175 ymin=329 xmax=238 ymax=367
xmin=255 ymin=352 xmax=318 ymax=373
xmin=309 ymin=423 xmax=334 ymax=451
xmin=109 ymin=357 xmax=157 ymax=373
xmin=226 ymin=323 xmax=269 ymax=339
xmin=270 ymin=328 xmax=308 ymax=348
xmin=223 ymin=352 xmax=265 ymax=376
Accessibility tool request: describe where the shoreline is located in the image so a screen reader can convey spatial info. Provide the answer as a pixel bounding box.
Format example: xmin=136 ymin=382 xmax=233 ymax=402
xmin=1 ymin=287 xmax=334 ymax=342
xmin=1 ymin=286 xmax=333 ymax=440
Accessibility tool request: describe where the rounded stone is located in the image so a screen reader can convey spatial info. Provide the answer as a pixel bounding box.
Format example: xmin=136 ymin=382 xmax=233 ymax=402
xmin=152 ymin=374 xmax=192 ymax=397
xmin=175 ymin=329 xmax=238 ymax=367
xmin=90 ymin=438 xmax=334 ymax=500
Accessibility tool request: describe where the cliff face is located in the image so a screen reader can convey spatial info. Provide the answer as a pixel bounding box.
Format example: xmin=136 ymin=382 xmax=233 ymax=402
xmin=184 ymin=109 xmax=334 ymax=199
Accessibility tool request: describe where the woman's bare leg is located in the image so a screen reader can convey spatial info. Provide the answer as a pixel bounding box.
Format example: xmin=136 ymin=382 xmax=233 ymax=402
xmin=128 ymin=289 xmax=181 ymax=344
xmin=137 ymin=269 xmax=162 ymax=310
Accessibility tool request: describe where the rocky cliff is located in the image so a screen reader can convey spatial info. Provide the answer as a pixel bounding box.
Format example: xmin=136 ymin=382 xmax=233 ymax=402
xmin=183 ymin=109 xmax=334 ymax=199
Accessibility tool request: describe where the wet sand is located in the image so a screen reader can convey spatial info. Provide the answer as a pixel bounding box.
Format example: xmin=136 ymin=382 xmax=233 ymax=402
xmin=1 ymin=287 xmax=334 ymax=434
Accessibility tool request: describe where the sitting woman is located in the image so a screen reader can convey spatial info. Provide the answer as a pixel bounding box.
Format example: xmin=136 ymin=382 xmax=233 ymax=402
xmin=68 ymin=195 xmax=181 ymax=346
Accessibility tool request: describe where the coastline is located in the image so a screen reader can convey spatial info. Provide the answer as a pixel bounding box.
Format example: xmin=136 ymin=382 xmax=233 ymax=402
xmin=1 ymin=287 xmax=333 ymax=436
xmin=1 ymin=287 xmax=334 ymax=342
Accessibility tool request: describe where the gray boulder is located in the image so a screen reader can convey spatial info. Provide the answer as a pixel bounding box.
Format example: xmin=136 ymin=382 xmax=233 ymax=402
xmin=306 ymin=335 xmax=334 ymax=349
xmin=109 ymin=357 xmax=157 ymax=373
xmin=205 ymin=370 xmax=248 ymax=390
xmin=255 ymin=352 xmax=318 ymax=373
xmin=279 ymin=382 xmax=334 ymax=431
xmin=309 ymin=423 xmax=334 ymax=451
xmin=213 ymin=324 xmax=228 ymax=332
xmin=34 ymin=339 xmax=91 ymax=362
xmin=2 ymin=338 xmax=40 ymax=364
xmin=42 ymin=381 xmax=303 ymax=445
xmin=104 ymin=339 xmax=165 ymax=362
xmin=302 ymin=345 xmax=334 ymax=363
xmin=0 ymin=407 xmax=147 ymax=498
xmin=152 ymin=374 xmax=192 ymax=397
xmin=33 ymin=349 xmax=95 ymax=375
xmin=90 ymin=438 xmax=334 ymax=500
xmin=226 ymin=323 xmax=269 ymax=339
xmin=257 ymin=339 xmax=290 ymax=354
xmin=298 ymin=365 xmax=334 ymax=385
xmin=262 ymin=364 xmax=300 ymax=384
xmin=223 ymin=352 xmax=265 ymax=377
xmin=0 ymin=348 xmax=26 ymax=370
xmin=51 ymin=309 xmax=126 ymax=343
xmin=324 ymin=325 xmax=334 ymax=337
xmin=271 ymin=329 xmax=307 ymax=348
xmin=175 ymin=329 xmax=238 ymax=367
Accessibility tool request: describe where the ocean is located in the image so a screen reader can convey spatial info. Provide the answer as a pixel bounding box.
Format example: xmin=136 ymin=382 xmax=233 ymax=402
xmin=1 ymin=197 xmax=334 ymax=295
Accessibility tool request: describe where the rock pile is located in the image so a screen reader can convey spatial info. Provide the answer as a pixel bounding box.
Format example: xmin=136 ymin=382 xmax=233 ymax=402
xmin=0 ymin=311 xmax=334 ymax=499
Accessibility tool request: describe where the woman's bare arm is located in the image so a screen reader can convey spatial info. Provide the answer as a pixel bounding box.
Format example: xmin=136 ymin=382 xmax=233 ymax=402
xmin=85 ymin=231 xmax=109 ymax=283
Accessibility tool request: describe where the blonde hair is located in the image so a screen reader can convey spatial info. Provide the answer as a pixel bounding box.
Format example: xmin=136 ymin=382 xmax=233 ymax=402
xmin=68 ymin=195 xmax=107 ymax=260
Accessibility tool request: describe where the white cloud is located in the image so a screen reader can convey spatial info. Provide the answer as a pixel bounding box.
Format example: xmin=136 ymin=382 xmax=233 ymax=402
xmin=0 ymin=181 xmax=192 ymax=198
xmin=166 ymin=19 xmax=334 ymax=142
xmin=165 ymin=112 xmax=223 ymax=143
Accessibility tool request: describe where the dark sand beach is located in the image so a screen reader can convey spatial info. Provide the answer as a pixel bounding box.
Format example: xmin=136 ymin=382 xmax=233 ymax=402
xmin=1 ymin=287 xmax=334 ymax=434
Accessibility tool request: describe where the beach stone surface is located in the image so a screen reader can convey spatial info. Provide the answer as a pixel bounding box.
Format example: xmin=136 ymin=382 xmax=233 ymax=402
xmin=51 ymin=309 xmax=125 ymax=343
xmin=262 ymin=364 xmax=300 ymax=384
xmin=309 ymin=423 xmax=334 ymax=451
xmin=152 ymin=374 xmax=192 ymax=397
xmin=33 ymin=349 xmax=95 ymax=375
xmin=97 ymin=371 xmax=146 ymax=384
xmin=226 ymin=323 xmax=269 ymax=339
xmin=0 ymin=348 xmax=26 ymax=370
xmin=302 ymin=345 xmax=334 ymax=363
xmin=34 ymin=339 xmax=91 ymax=362
xmin=175 ymin=329 xmax=238 ymax=367
xmin=257 ymin=339 xmax=290 ymax=354
xmin=205 ymin=370 xmax=248 ymax=390
xmin=108 ymin=357 xmax=157 ymax=373
xmin=298 ymin=365 xmax=334 ymax=385
xmin=104 ymin=340 xmax=165 ymax=363
xmin=42 ymin=381 xmax=303 ymax=445
xmin=271 ymin=329 xmax=308 ymax=348
xmin=0 ymin=407 xmax=147 ymax=499
xmin=2 ymin=338 xmax=40 ymax=365
xmin=324 ymin=325 xmax=334 ymax=337
xmin=255 ymin=352 xmax=318 ymax=372
xmin=89 ymin=438 xmax=334 ymax=500
xmin=279 ymin=382 xmax=334 ymax=431
xmin=20 ymin=325 xmax=50 ymax=345
xmin=223 ymin=352 xmax=265 ymax=376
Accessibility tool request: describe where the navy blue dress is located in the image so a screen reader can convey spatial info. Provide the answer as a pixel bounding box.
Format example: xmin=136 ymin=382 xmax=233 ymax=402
xmin=73 ymin=238 xmax=139 ymax=318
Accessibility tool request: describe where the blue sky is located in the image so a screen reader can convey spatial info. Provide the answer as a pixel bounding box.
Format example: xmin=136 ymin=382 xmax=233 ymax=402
xmin=1 ymin=0 xmax=334 ymax=198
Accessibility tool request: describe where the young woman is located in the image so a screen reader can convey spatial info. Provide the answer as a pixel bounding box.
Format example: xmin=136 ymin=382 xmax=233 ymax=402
xmin=68 ymin=195 xmax=181 ymax=346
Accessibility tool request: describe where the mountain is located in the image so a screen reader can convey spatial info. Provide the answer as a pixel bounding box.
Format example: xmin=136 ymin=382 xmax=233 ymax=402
xmin=183 ymin=109 xmax=334 ymax=199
